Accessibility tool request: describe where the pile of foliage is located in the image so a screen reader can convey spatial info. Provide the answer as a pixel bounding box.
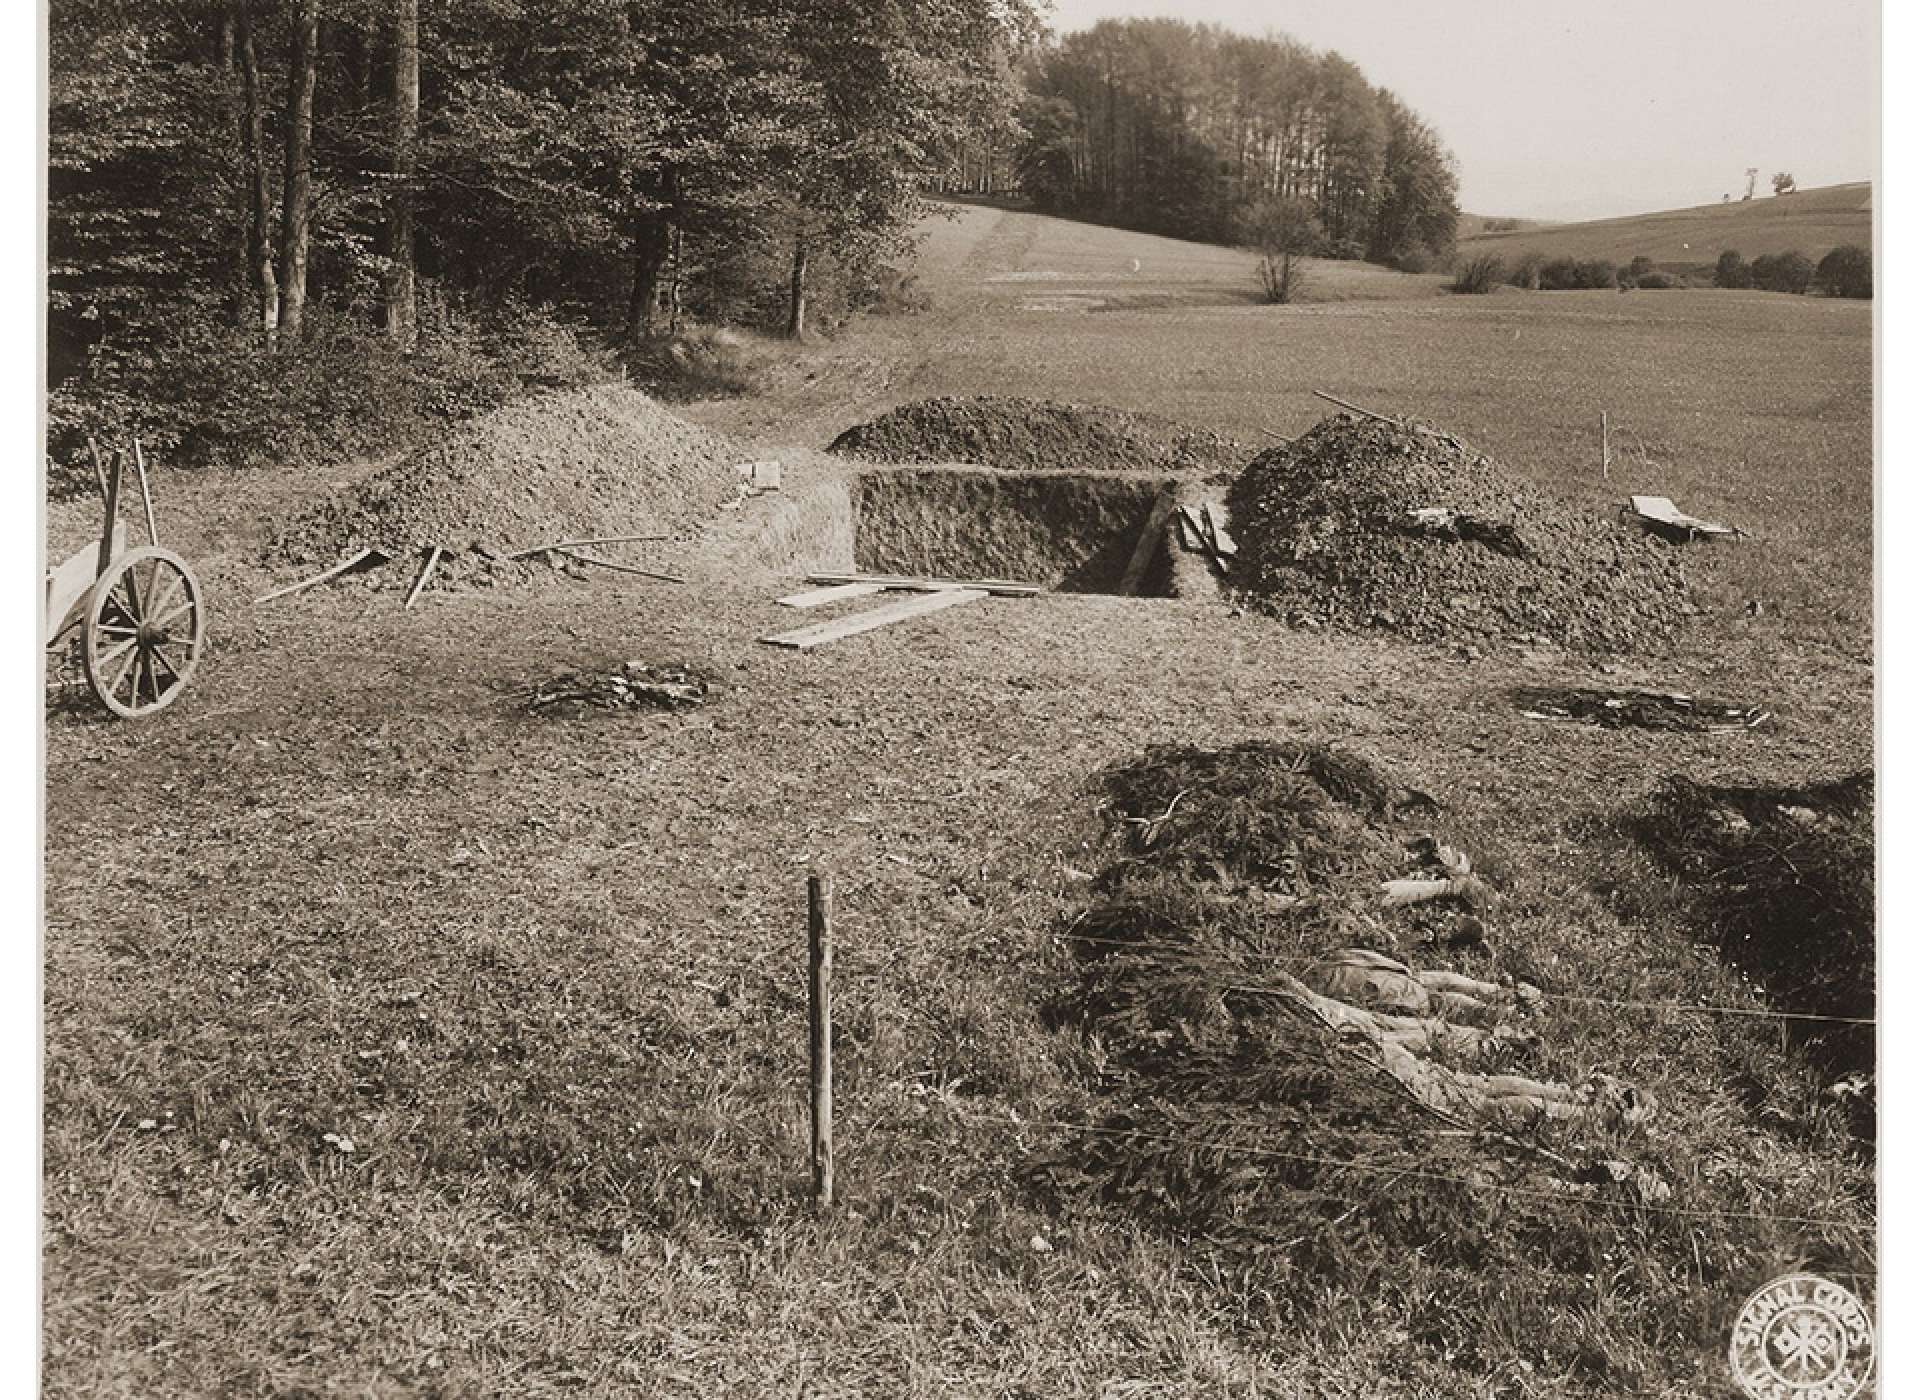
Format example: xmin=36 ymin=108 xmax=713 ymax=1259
xmin=829 ymin=395 xmax=1249 ymax=477
xmin=1224 ymin=415 xmax=1692 ymax=651
xmin=1029 ymin=741 xmax=1793 ymax=1393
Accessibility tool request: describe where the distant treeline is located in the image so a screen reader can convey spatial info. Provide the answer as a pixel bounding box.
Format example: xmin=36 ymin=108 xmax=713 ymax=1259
xmin=1012 ymin=19 xmax=1459 ymax=266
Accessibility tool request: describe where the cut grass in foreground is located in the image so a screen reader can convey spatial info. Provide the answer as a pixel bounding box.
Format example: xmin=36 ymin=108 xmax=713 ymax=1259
xmin=44 ymin=582 xmax=1872 ymax=1396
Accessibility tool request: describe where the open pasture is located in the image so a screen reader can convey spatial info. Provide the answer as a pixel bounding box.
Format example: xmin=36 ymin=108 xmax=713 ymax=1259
xmin=1454 ymin=180 xmax=1873 ymax=268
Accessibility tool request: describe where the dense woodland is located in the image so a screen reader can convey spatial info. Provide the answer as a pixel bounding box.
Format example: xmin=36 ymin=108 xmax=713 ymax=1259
xmin=1015 ymin=20 xmax=1459 ymax=264
xmin=46 ymin=4 xmax=1455 ymax=473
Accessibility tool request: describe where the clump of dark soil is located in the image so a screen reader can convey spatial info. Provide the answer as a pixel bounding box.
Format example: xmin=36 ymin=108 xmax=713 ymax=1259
xmin=828 ymin=395 xmax=1247 ymax=476
xmin=1514 ymin=685 xmax=1769 ymax=732
xmin=267 ymin=386 xmax=746 ymax=567
xmin=1625 ymin=772 xmax=1874 ymax=1088
xmin=525 ymin=660 xmax=717 ymax=716
xmin=1225 ymin=415 xmax=1692 ymax=651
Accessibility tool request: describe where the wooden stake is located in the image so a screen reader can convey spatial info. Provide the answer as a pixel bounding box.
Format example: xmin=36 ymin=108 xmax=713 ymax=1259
xmin=1313 ymin=388 xmax=1394 ymax=423
xmin=555 ymin=548 xmax=685 ymax=584
xmin=504 ymin=534 xmax=669 ymax=560
xmin=1601 ymin=411 xmax=1611 ymax=481
xmin=131 ymin=438 xmax=160 ymax=546
xmin=252 ymin=547 xmax=384 ymax=604
xmin=404 ymin=546 xmax=443 ymax=609
xmin=1314 ymin=389 xmax=1464 ymax=449
xmin=807 ymin=874 xmax=834 ymax=1208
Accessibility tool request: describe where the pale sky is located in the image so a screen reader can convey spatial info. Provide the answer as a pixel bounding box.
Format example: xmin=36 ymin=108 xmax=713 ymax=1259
xmin=1043 ymin=0 xmax=1879 ymax=221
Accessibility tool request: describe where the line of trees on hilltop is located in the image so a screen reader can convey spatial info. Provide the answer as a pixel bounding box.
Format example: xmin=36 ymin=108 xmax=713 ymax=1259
xmin=1014 ymin=19 xmax=1459 ymax=268
xmin=48 ymin=0 xmax=1041 ymax=470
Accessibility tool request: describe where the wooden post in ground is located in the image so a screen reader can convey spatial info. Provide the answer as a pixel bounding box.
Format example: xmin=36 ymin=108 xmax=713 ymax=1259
xmin=807 ymin=874 xmax=834 ymax=1208
xmin=1601 ymin=412 xmax=1610 ymax=481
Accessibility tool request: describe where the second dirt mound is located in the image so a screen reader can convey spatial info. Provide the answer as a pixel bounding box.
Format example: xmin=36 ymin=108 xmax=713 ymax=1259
xmin=1226 ymin=415 xmax=1692 ymax=651
xmin=828 ymin=395 xmax=1247 ymax=476
xmin=269 ymin=386 xmax=746 ymax=565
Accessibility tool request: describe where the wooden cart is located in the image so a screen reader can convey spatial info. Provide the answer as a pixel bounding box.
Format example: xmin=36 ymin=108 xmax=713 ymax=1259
xmin=45 ymin=439 xmax=206 ymax=718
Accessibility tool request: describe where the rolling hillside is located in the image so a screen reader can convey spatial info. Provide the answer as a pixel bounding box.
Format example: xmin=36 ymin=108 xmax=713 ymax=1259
xmin=1457 ymin=181 xmax=1871 ymax=269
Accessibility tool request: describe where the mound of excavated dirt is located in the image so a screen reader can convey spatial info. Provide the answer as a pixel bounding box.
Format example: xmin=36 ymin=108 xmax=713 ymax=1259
xmin=1225 ymin=415 xmax=1691 ymax=651
xmin=827 ymin=395 xmax=1247 ymax=476
xmin=269 ymin=386 xmax=746 ymax=566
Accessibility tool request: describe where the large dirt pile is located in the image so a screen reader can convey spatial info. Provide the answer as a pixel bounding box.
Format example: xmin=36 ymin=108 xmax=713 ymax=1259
xmin=827 ymin=395 xmax=1247 ymax=476
xmin=1225 ymin=415 xmax=1691 ymax=651
xmin=269 ymin=386 xmax=746 ymax=565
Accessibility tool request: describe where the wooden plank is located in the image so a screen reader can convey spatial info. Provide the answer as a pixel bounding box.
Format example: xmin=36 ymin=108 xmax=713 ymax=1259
xmin=1199 ymin=503 xmax=1238 ymax=557
xmin=777 ymin=582 xmax=889 ymax=609
xmin=760 ymin=588 xmax=989 ymax=650
xmin=504 ymin=534 xmax=667 ymax=559
xmin=404 ymin=546 xmax=444 ymax=609
xmin=253 ymin=546 xmax=385 ymax=604
xmin=557 ymin=548 xmax=685 ymax=583
xmin=1627 ymin=495 xmax=1738 ymax=537
xmin=1116 ymin=485 xmax=1179 ymax=595
xmin=45 ymin=523 xmax=124 ymax=644
xmin=804 ymin=572 xmax=1040 ymax=598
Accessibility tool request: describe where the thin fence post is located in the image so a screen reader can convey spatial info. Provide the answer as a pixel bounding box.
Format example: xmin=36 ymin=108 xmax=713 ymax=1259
xmin=1601 ymin=411 xmax=1610 ymax=481
xmin=807 ymin=873 xmax=834 ymax=1208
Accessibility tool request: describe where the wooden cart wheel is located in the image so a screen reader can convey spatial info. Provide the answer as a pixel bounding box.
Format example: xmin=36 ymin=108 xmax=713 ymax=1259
xmin=82 ymin=546 xmax=205 ymax=718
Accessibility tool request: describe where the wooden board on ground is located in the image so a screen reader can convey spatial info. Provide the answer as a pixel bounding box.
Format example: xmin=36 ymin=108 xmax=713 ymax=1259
xmin=777 ymin=581 xmax=890 ymax=609
xmin=1625 ymin=494 xmax=1739 ymax=538
xmin=760 ymin=588 xmax=990 ymax=650
xmin=1117 ymin=485 xmax=1179 ymax=596
xmin=252 ymin=545 xmax=386 ymax=606
xmin=804 ymin=572 xmax=1041 ymax=598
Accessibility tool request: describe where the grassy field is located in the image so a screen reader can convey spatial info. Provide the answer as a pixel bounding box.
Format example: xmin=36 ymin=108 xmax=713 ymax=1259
xmin=44 ymin=203 xmax=1874 ymax=1396
xmin=1455 ymin=181 xmax=1873 ymax=269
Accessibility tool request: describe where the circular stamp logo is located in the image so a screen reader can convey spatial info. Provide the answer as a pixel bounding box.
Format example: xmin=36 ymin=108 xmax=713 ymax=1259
xmin=1729 ymin=1273 xmax=1875 ymax=1399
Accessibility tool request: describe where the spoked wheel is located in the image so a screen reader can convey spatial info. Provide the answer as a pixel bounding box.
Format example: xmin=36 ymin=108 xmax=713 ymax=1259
xmin=82 ymin=546 xmax=205 ymax=718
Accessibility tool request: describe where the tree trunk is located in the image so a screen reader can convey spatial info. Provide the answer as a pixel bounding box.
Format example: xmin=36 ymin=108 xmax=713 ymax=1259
xmin=219 ymin=10 xmax=244 ymax=322
xmin=626 ymin=214 xmax=672 ymax=346
xmin=382 ymin=0 xmax=419 ymax=348
xmin=665 ymin=225 xmax=684 ymax=333
xmin=786 ymin=236 xmax=809 ymax=340
xmin=236 ymin=2 xmax=279 ymax=341
xmin=276 ymin=0 xmax=319 ymax=342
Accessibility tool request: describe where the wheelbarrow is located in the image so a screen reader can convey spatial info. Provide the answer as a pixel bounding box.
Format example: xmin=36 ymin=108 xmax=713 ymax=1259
xmin=44 ymin=438 xmax=206 ymax=718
